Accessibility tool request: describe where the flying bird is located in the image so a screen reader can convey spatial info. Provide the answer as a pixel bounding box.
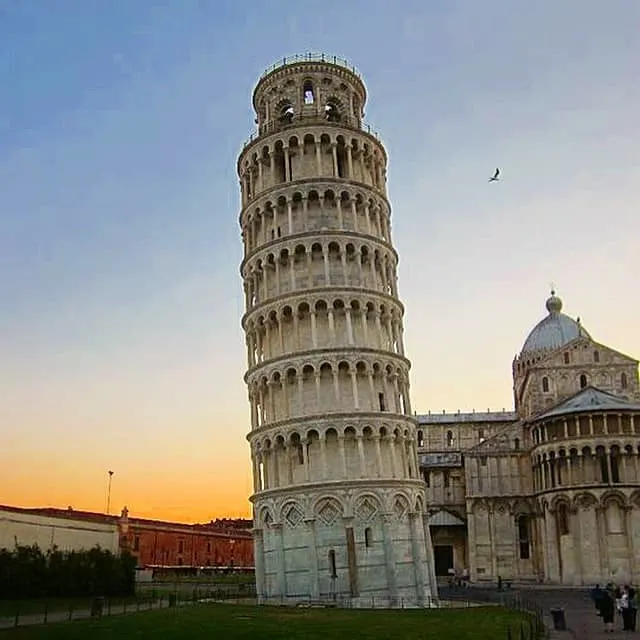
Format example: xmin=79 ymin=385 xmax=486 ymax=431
xmin=488 ymin=168 xmax=500 ymax=182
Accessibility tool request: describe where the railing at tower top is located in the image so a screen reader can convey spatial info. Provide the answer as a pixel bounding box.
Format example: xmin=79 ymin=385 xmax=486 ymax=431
xmin=259 ymin=53 xmax=362 ymax=80
xmin=241 ymin=114 xmax=380 ymax=152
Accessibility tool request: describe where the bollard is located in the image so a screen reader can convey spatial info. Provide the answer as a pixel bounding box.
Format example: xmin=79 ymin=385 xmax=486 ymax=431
xmin=90 ymin=596 xmax=105 ymax=618
xmin=549 ymin=607 xmax=566 ymax=631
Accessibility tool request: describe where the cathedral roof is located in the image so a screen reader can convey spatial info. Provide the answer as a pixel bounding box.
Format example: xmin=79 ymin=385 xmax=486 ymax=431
xmin=520 ymin=290 xmax=590 ymax=356
xmin=535 ymin=386 xmax=640 ymax=421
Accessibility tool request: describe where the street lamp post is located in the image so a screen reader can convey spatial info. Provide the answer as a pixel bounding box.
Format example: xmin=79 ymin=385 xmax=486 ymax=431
xmin=106 ymin=470 xmax=114 ymax=514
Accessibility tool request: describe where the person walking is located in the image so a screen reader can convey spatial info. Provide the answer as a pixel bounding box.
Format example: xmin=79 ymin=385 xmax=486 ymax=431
xmin=591 ymin=583 xmax=605 ymax=616
xmin=622 ymin=585 xmax=638 ymax=632
xmin=600 ymin=585 xmax=616 ymax=633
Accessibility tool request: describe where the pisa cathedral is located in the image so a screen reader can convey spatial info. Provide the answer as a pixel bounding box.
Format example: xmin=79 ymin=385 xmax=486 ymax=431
xmin=419 ymin=291 xmax=640 ymax=586
xmin=239 ymin=55 xmax=437 ymax=606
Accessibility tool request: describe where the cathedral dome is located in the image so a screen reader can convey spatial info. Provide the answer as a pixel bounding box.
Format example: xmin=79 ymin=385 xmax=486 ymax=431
xmin=521 ymin=290 xmax=590 ymax=355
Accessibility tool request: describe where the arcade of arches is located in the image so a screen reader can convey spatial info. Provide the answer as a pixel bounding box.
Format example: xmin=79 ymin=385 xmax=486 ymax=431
xmin=417 ymin=292 xmax=640 ymax=586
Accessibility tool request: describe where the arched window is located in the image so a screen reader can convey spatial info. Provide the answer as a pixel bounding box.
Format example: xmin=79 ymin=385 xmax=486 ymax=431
xmin=598 ymin=448 xmax=609 ymax=483
xmin=557 ymin=504 xmax=570 ymax=536
xmin=303 ymin=80 xmax=315 ymax=104
xmin=594 ymin=350 xmax=600 ymax=363
xmin=621 ymin=373 xmax=628 ymax=389
xmin=279 ymin=104 xmax=294 ymax=124
xmin=514 ymin=438 xmax=520 ymax=450
xmin=517 ymin=515 xmax=530 ymax=559
xmin=563 ymin=352 xmax=570 ymax=364
xmin=328 ymin=550 xmax=337 ymax=578
xmin=610 ymin=449 xmax=620 ymax=483
xmin=542 ymin=376 xmax=549 ymax=393
xmin=417 ymin=430 xmax=424 ymax=447
xmin=364 ymin=527 xmax=373 ymax=548
xmin=446 ymin=430 xmax=454 ymax=447
xmin=579 ymin=374 xmax=588 ymax=389
xmin=325 ymin=102 xmax=341 ymax=122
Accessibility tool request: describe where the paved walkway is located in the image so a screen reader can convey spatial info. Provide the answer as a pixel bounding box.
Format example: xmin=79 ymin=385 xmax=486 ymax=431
xmin=0 ymin=600 xmax=170 ymax=630
xmin=441 ymin=585 xmax=638 ymax=639
xmin=517 ymin=587 xmax=636 ymax=639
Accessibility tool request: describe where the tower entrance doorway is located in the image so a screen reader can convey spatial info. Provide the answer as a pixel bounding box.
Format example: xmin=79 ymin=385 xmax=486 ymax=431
xmin=434 ymin=545 xmax=454 ymax=576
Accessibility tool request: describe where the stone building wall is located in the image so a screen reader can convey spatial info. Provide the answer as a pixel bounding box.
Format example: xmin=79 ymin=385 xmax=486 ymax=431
xmin=0 ymin=506 xmax=119 ymax=554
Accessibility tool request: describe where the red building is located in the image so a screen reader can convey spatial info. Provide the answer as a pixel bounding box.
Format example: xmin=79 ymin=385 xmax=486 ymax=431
xmin=118 ymin=508 xmax=253 ymax=569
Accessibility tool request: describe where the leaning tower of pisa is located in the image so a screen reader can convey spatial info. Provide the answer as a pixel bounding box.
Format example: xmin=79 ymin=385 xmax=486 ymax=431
xmin=238 ymin=54 xmax=437 ymax=607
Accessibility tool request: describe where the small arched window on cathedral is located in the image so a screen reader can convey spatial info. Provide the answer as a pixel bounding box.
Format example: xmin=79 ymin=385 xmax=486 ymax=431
xmin=564 ymin=352 xmax=570 ymax=364
xmin=610 ymin=446 xmax=621 ymax=483
xmin=594 ymin=350 xmax=600 ymax=363
xmin=579 ymin=374 xmax=588 ymax=389
xmin=557 ymin=503 xmax=570 ymax=536
xmin=446 ymin=430 xmax=454 ymax=447
xmin=621 ymin=373 xmax=628 ymax=389
xmin=328 ymin=550 xmax=337 ymax=578
xmin=417 ymin=430 xmax=424 ymax=447
xmin=517 ymin=515 xmax=530 ymax=559
xmin=542 ymin=376 xmax=549 ymax=393
xmin=303 ymin=80 xmax=315 ymax=104
xmin=364 ymin=527 xmax=373 ymax=548
xmin=597 ymin=446 xmax=609 ymax=483
xmin=514 ymin=438 xmax=520 ymax=450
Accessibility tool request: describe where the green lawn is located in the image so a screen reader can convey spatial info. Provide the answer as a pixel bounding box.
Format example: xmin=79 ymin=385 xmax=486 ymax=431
xmin=2 ymin=603 xmax=534 ymax=639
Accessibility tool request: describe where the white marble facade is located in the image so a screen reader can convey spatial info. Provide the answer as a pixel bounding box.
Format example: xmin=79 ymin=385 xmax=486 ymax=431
xmin=418 ymin=292 xmax=640 ymax=586
xmin=239 ymin=54 xmax=437 ymax=606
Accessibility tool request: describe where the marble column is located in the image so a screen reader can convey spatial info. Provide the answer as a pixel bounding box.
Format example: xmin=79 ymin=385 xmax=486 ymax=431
xmin=254 ymin=528 xmax=266 ymax=602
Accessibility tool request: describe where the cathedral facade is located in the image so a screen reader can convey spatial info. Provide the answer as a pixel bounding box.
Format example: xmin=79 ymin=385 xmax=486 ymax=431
xmin=418 ymin=291 xmax=640 ymax=586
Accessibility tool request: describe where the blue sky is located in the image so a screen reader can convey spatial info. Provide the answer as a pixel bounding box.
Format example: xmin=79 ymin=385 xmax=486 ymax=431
xmin=1 ymin=0 xmax=638 ymax=519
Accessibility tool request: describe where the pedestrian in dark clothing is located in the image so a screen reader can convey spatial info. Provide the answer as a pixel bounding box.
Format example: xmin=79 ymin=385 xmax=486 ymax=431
xmin=627 ymin=586 xmax=637 ymax=632
xmin=600 ymin=588 xmax=616 ymax=633
xmin=621 ymin=585 xmax=633 ymax=631
xmin=591 ymin=584 xmax=605 ymax=614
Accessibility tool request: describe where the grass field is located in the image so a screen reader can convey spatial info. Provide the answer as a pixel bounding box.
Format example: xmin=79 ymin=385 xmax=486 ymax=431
xmin=2 ymin=602 xmax=532 ymax=639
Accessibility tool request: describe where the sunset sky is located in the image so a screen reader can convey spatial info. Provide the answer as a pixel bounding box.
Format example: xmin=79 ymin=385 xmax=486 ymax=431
xmin=1 ymin=1 xmax=638 ymax=523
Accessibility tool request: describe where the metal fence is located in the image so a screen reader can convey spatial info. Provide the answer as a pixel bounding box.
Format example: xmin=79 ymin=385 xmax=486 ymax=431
xmin=0 ymin=583 xmax=548 ymax=638
xmin=0 ymin=583 xmax=257 ymax=630
xmin=441 ymin=586 xmax=549 ymax=639
xmin=259 ymin=54 xmax=362 ymax=80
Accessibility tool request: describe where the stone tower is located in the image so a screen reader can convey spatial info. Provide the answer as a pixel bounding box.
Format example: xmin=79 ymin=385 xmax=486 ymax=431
xmin=238 ymin=54 xmax=437 ymax=606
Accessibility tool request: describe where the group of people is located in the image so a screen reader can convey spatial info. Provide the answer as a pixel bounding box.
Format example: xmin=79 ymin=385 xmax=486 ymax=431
xmin=591 ymin=583 xmax=638 ymax=632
